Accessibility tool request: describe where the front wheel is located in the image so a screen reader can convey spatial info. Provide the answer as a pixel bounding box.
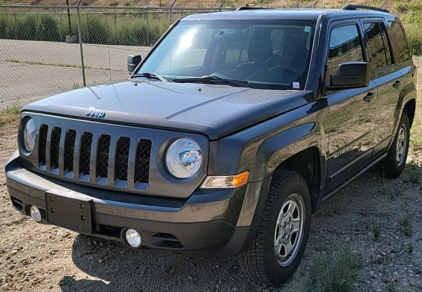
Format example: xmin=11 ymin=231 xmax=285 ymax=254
xmin=376 ymin=113 xmax=410 ymax=178
xmin=240 ymin=171 xmax=311 ymax=286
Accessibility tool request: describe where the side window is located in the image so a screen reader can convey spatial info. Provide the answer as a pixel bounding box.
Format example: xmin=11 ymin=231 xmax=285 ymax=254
xmin=388 ymin=20 xmax=411 ymax=63
xmin=326 ymin=24 xmax=364 ymax=83
xmin=364 ymin=22 xmax=393 ymax=70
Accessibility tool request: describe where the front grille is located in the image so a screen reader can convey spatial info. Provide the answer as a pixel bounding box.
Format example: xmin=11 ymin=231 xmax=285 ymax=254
xmin=36 ymin=126 xmax=152 ymax=190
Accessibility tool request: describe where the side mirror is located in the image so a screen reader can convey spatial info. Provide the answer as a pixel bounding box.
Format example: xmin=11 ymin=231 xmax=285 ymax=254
xmin=327 ymin=62 xmax=370 ymax=90
xmin=127 ymin=54 xmax=142 ymax=74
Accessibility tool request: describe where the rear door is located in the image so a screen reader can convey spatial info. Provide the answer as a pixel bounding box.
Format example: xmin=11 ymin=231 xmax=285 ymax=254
xmin=323 ymin=21 xmax=378 ymax=194
xmin=361 ymin=19 xmax=403 ymax=156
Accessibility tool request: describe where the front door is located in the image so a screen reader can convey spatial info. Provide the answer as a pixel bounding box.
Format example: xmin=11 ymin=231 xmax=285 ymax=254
xmin=323 ymin=22 xmax=378 ymax=193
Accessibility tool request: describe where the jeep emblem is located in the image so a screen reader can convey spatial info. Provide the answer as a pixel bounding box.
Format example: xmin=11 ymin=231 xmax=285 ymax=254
xmin=85 ymin=109 xmax=106 ymax=118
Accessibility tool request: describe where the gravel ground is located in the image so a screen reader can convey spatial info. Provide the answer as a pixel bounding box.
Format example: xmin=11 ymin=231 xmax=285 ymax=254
xmin=0 ymin=58 xmax=421 ymax=292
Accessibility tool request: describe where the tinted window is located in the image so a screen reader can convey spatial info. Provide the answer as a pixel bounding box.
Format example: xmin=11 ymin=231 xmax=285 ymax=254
xmin=326 ymin=25 xmax=363 ymax=82
xmin=364 ymin=22 xmax=392 ymax=70
xmin=388 ymin=21 xmax=410 ymax=63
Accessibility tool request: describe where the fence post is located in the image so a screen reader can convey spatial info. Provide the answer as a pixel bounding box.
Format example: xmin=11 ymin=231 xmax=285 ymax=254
xmin=219 ymin=0 xmax=226 ymax=11
xmin=76 ymin=0 xmax=86 ymax=87
xmin=66 ymin=0 xmax=72 ymax=35
xmin=146 ymin=10 xmax=149 ymax=46
xmin=169 ymin=0 xmax=177 ymax=26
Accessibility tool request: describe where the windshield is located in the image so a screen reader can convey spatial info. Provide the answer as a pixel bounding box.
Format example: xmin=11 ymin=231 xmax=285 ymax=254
xmin=137 ymin=19 xmax=315 ymax=90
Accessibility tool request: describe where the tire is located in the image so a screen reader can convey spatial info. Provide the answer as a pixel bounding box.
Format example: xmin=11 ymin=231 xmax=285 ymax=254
xmin=376 ymin=113 xmax=410 ymax=178
xmin=240 ymin=170 xmax=311 ymax=286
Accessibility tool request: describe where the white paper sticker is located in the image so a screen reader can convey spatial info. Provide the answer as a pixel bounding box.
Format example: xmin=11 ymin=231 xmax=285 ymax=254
xmin=293 ymin=82 xmax=300 ymax=89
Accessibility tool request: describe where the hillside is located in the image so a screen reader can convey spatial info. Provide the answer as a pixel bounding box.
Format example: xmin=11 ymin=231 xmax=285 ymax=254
xmin=0 ymin=0 xmax=396 ymax=9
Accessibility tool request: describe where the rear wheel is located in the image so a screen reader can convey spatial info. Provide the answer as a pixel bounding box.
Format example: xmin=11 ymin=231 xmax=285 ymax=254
xmin=240 ymin=170 xmax=311 ymax=286
xmin=376 ymin=113 xmax=410 ymax=178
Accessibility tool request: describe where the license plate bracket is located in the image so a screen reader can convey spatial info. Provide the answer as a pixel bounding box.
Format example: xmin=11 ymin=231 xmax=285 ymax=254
xmin=46 ymin=193 xmax=92 ymax=234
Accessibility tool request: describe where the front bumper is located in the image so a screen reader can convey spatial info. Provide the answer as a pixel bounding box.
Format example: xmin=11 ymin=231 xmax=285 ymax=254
xmin=6 ymin=152 xmax=266 ymax=257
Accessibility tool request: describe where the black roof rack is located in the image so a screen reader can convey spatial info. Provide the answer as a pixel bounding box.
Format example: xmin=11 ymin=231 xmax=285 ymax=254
xmin=342 ymin=4 xmax=389 ymax=13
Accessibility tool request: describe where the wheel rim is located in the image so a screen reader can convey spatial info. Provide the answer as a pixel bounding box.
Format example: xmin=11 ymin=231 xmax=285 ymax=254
xmin=274 ymin=193 xmax=305 ymax=266
xmin=395 ymin=123 xmax=407 ymax=167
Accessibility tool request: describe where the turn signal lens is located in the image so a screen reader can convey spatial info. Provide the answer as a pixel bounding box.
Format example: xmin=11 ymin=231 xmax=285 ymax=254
xmin=200 ymin=171 xmax=249 ymax=189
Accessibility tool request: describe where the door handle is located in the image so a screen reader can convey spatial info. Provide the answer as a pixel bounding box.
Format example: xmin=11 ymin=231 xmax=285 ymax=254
xmin=392 ymin=80 xmax=403 ymax=89
xmin=363 ymin=92 xmax=376 ymax=102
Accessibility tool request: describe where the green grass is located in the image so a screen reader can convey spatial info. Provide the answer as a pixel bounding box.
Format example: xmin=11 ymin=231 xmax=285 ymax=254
xmin=409 ymin=90 xmax=422 ymax=153
xmin=6 ymin=99 xmax=22 ymax=115
xmin=400 ymin=214 xmax=414 ymax=237
xmin=406 ymin=161 xmax=420 ymax=184
xmin=309 ymin=237 xmax=362 ymax=292
xmin=383 ymin=185 xmax=403 ymax=201
xmin=72 ymin=82 xmax=81 ymax=90
xmin=0 ymin=107 xmax=21 ymax=126
xmin=0 ymin=12 xmax=169 ymax=46
xmin=6 ymin=59 xmax=92 ymax=69
xmin=365 ymin=218 xmax=382 ymax=241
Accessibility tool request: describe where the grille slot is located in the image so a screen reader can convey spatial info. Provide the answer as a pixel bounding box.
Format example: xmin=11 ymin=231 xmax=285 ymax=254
xmin=135 ymin=139 xmax=152 ymax=184
xmin=97 ymin=135 xmax=111 ymax=178
xmin=79 ymin=132 xmax=93 ymax=176
xmin=115 ymin=137 xmax=130 ymax=181
xmin=50 ymin=127 xmax=61 ymax=170
xmin=64 ymin=130 xmax=76 ymax=173
xmin=38 ymin=125 xmax=48 ymax=167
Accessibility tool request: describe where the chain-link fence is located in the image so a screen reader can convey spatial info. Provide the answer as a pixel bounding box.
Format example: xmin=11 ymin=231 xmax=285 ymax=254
xmin=0 ymin=4 xmax=229 ymax=108
xmin=0 ymin=0 xmax=349 ymax=108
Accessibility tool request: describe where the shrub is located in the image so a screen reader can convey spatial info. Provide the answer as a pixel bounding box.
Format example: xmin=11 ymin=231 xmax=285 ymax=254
xmin=38 ymin=14 xmax=61 ymax=41
xmin=408 ymin=37 xmax=422 ymax=56
xmin=16 ymin=15 xmax=37 ymax=40
xmin=84 ymin=15 xmax=110 ymax=44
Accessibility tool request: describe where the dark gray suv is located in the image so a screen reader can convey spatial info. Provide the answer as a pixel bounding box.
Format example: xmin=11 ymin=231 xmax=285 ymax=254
xmin=6 ymin=4 xmax=418 ymax=285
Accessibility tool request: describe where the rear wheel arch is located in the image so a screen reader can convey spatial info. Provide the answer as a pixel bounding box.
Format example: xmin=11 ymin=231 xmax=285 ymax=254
xmin=403 ymin=98 xmax=416 ymax=127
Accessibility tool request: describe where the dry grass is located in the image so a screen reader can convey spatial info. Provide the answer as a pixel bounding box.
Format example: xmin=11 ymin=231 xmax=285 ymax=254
xmin=0 ymin=111 xmax=20 ymax=126
xmin=0 ymin=0 xmax=397 ymax=8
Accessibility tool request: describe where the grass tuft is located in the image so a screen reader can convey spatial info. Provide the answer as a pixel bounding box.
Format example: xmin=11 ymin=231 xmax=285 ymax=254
xmin=400 ymin=214 xmax=414 ymax=237
xmin=309 ymin=237 xmax=361 ymax=292
xmin=7 ymin=99 xmax=22 ymax=115
xmin=0 ymin=110 xmax=20 ymax=126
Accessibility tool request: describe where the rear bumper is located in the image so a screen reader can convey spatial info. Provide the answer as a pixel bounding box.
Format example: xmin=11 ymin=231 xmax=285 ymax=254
xmin=6 ymin=152 xmax=266 ymax=257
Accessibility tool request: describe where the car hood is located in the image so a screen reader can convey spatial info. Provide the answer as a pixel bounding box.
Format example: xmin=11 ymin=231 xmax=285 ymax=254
xmin=24 ymin=79 xmax=312 ymax=140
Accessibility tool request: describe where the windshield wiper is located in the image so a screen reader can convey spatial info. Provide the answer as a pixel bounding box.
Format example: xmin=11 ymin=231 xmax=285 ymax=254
xmin=173 ymin=75 xmax=250 ymax=87
xmin=132 ymin=72 xmax=167 ymax=82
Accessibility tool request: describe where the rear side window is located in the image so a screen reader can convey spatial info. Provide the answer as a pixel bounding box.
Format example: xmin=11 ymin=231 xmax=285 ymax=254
xmin=388 ymin=20 xmax=411 ymax=63
xmin=364 ymin=22 xmax=393 ymax=70
xmin=326 ymin=24 xmax=363 ymax=83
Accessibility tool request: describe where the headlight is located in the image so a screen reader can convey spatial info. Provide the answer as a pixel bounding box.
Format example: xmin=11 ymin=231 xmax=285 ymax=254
xmin=165 ymin=138 xmax=202 ymax=179
xmin=22 ymin=117 xmax=36 ymax=153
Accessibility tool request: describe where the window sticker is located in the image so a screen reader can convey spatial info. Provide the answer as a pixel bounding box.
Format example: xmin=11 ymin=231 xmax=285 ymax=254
xmin=293 ymin=82 xmax=300 ymax=89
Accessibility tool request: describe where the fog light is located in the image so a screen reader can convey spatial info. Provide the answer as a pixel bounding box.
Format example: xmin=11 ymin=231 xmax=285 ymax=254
xmin=125 ymin=229 xmax=141 ymax=248
xmin=30 ymin=206 xmax=42 ymax=222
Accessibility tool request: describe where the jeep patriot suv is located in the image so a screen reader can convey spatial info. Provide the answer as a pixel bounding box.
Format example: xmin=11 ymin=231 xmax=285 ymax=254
xmin=5 ymin=4 xmax=418 ymax=285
